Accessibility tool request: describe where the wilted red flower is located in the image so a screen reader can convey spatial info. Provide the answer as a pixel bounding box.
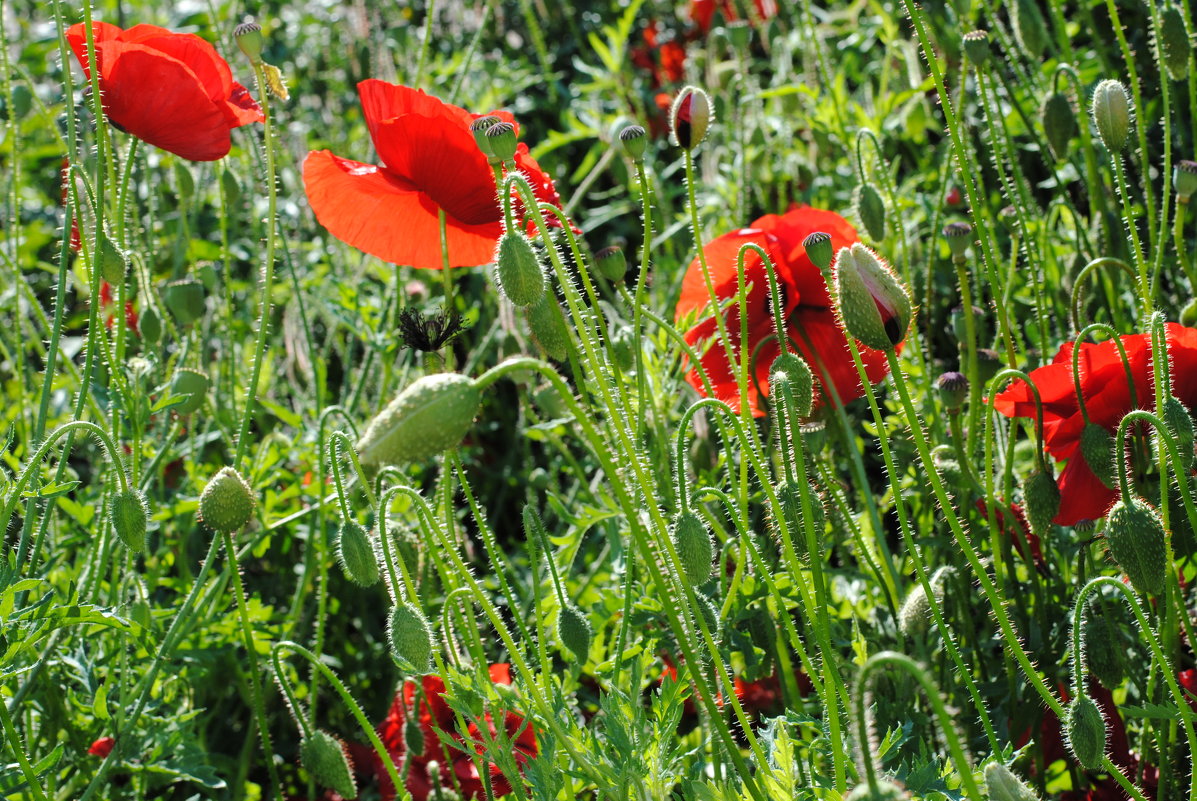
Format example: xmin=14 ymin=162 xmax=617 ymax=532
xmin=675 ymin=207 xmax=892 ymax=417
xmin=65 ymin=22 xmax=263 ymax=161
xmin=992 ymin=323 xmax=1197 ymax=526
xmin=88 ymin=737 xmax=115 ymax=758
xmin=690 ymin=0 xmax=778 ymax=34
xmin=303 ymin=80 xmax=561 ymax=271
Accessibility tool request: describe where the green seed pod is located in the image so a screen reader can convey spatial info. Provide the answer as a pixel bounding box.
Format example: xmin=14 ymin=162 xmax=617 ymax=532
xmin=962 ymin=30 xmax=990 ymax=68
xmin=936 ymin=372 xmax=969 ymax=413
xmin=670 ymin=86 xmax=713 ymax=151
xmin=594 ymin=245 xmax=627 ymax=282
xmin=1161 ymin=396 xmax=1195 ymax=471
xmin=1041 ymin=92 xmax=1077 ymax=162
xmin=856 ymin=183 xmax=887 ymax=242
xmin=388 ymin=601 xmax=433 ymax=673
xmin=770 ymin=353 xmax=814 ymax=418
xmin=526 ymin=291 xmax=570 ymax=362
xmin=299 ymin=731 xmax=357 ymax=799
xmin=1022 ymin=469 xmax=1061 ymax=537
xmin=494 ymin=231 xmax=546 ymax=307
xmin=403 ymin=716 xmax=424 ymax=754
xmin=470 ymin=115 xmax=501 ymax=161
xmin=1085 ymin=609 xmax=1126 ymax=690
xmin=802 ymin=231 xmax=834 ymax=273
xmin=111 ymin=488 xmax=150 ymax=552
xmin=98 ymin=233 xmax=128 ymax=285
xmin=233 ymin=19 xmax=265 ymax=65
xmin=833 ymin=243 xmax=912 ymax=351
xmin=139 ymin=303 xmax=163 ymax=344
xmin=1104 ymin=496 xmax=1167 ymax=596
xmin=1065 ymin=694 xmax=1107 ymax=771
xmin=1091 ymin=79 xmax=1131 ymax=153
xmin=355 ymin=373 xmax=481 ymax=467
xmin=163 ymin=278 xmax=205 ymax=325
xmin=671 ymin=510 xmax=714 ymax=584
xmin=618 ymin=124 xmax=648 ymax=162
xmin=336 ymin=520 xmax=379 ymax=587
xmin=198 ymin=466 xmax=255 ymax=533
xmin=1159 ymin=6 xmax=1193 ymax=82
xmin=1080 ymin=423 xmax=1117 ymax=490
xmin=845 ymin=779 xmax=908 ymax=801
xmin=1176 ymin=161 xmax=1197 ymax=204
xmin=485 ymin=121 xmax=518 ymax=163
xmin=984 ymin=762 xmax=1041 ymax=801
xmin=557 ymin=602 xmax=591 ymax=661
xmin=169 ymin=368 xmax=210 ymax=415
xmin=942 ymin=221 xmax=973 ymax=260
xmin=1011 ymin=0 xmax=1050 ymax=57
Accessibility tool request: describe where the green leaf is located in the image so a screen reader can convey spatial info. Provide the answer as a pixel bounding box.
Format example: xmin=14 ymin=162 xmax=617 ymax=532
xmin=93 ymin=683 xmax=110 ymax=720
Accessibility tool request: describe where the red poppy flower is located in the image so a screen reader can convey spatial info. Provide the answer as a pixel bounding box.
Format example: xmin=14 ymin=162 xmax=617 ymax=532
xmin=65 ymin=22 xmax=263 ymax=162
xmin=975 ymin=498 xmax=1042 ymax=567
xmin=631 ymin=22 xmax=687 ymax=88
xmin=690 ymin=0 xmax=778 ymax=34
xmin=303 ymin=80 xmax=561 ymax=271
xmin=992 ymin=323 xmax=1197 ymax=526
xmin=88 ymin=736 xmax=115 ymax=758
xmin=675 ymin=207 xmax=892 ymax=417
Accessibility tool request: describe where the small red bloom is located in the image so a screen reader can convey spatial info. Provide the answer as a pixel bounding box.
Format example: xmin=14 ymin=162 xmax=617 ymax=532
xmin=945 ymin=186 xmax=963 ymax=207
xmin=88 ymin=737 xmax=115 ymax=758
xmin=65 ymin=22 xmax=263 ymax=161
xmin=303 ymin=81 xmax=561 ymax=271
xmin=675 ymin=207 xmax=892 ymax=417
xmin=690 ymin=0 xmax=778 ymax=34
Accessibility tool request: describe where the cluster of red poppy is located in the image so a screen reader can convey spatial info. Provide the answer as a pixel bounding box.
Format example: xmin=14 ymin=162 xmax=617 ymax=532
xmin=993 ymin=324 xmax=1197 ymax=526
xmin=99 ymin=280 xmax=139 ymax=335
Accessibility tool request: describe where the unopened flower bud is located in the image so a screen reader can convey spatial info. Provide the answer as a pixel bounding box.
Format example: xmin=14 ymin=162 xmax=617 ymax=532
xmin=1022 ymin=468 xmax=1061 ymax=537
xmin=356 ymin=373 xmax=482 ymax=466
xmin=1175 ymin=160 xmax=1197 ymax=204
xmin=1161 ymin=396 xmax=1195 ymax=470
xmin=336 ymin=520 xmax=379 ymax=587
xmin=484 ymin=121 xmax=518 ymax=163
xmin=1065 ymin=693 xmax=1107 ymax=771
xmin=845 ymin=779 xmax=908 ymax=801
xmin=1159 ymin=6 xmax=1193 ymax=82
xmin=557 ymin=603 xmax=591 ymax=660
xmin=233 ymin=19 xmax=265 ymax=64
xmin=98 ymin=233 xmax=128 ymax=285
xmin=164 ymin=278 xmax=205 ymax=325
xmin=802 ymin=231 xmax=834 ymax=273
xmin=671 ymin=510 xmax=714 ymax=583
xmin=942 ymin=221 xmax=973 ymax=260
xmin=1085 ymin=608 xmax=1126 ymax=689
xmin=1104 ymin=496 xmax=1167 ymax=596
xmin=1080 ymin=423 xmax=1117 ymax=489
xmin=388 ymin=600 xmax=433 ymax=673
xmin=403 ymin=717 xmax=424 ymax=753
xmin=594 ymin=245 xmax=627 ymax=282
xmin=856 ymin=183 xmax=886 ymax=242
xmin=1091 ymin=79 xmax=1131 ymax=153
xmin=299 ymin=731 xmax=357 ymax=799
xmin=1042 ymin=92 xmax=1077 ymax=162
xmin=111 ymin=488 xmax=150 ymax=552
xmin=526 ymin=291 xmax=570 ymax=362
xmin=618 ymin=124 xmax=648 ymax=162
xmin=1011 ymin=0 xmax=1050 ymax=57
xmin=139 ymin=303 xmax=162 ymax=344
xmin=170 ymin=368 xmax=210 ymax=415
xmin=494 ymin=231 xmax=546 ymax=307
xmin=670 ymin=86 xmax=713 ymax=151
xmin=770 ymin=353 xmax=814 ymax=418
xmin=962 ymin=30 xmax=991 ymax=67
xmin=833 ymin=243 xmax=912 ymax=351
xmin=726 ymin=20 xmax=752 ymax=49
xmin=936 ymin=371 xmax=969 ymax=412
xmin=199 ymin=467 xmax=255 ymax=533
xmin=984 ymin=762 xmax=1041 ymax=801
xmin=471 ymin=115 xmax=501 ymax=161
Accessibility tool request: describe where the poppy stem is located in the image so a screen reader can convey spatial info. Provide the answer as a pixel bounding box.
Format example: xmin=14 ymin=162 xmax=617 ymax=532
xmin=438 ymin=208 xmax=456 ymax=370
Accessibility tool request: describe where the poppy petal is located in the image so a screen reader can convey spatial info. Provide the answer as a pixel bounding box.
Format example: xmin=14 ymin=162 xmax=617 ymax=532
xmin=1054 ymin=452 xmax=1118 ymax=526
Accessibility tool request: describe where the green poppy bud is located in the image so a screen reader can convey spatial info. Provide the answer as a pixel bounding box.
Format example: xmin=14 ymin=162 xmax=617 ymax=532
xmin=770 ymin=480 xmax=825 ymax=557
xmin=484 ymin=121 xmax=518 ymax=163
xmin=694 ymin=592 xmax=720 ymax=639
xmin=1042 ymin=92 xmax=1077 ymax=162
xmin=727 ymin=20 xmax=752 ymax=49
xmin=1011 ymin=0 xmax=1050 ymax=57
xmin=1022 ymin=468 xmax=1061 ymax=537
xmin=1085 ymin=608 xmax=1126 ymax=689
xmin=388 ymin=601 xmax=433 ymax=673
xmin=845 ymin=779 xmax=908 ymax=801
xmin=299 ymin=731 xmax=357 ymax=799
xmin=139 ymin=303 xmax=163 ymax=344
xmin=856 ymin=183 xmax=886 ymax=242
xmin=169 ymin=368 xmax=210 ymax=415
xmin=221 ymin=166 xmax=242 ymax=207
xmin=594 ymin=245 xmax=627 ymax=282
xmin=1091 ymin=79 xmax=1131 ymax=153
xmin=1159 ymin=6 xmax=1193 ymax=82
xmin=936 ymin=371 xmax=969 ymax=413
xmin=356 ymin=373 xmax=481 ymax=466
xmin=962 ymin=30 xmax=991 ymax=67
xmin=1080 ymin=423 xmax=1117 ymax=489
xmin=495 ymin=231 xmax=546 ymax=307
xmin=941 ymin=221 xmax=973 ymax=260
xmin=1065 ymin=694 xmax=1107 ymax=771
xmin=403 ymin=717 xmax=424 ymax=753
xmin=770 ymin=353 xmax=814 ymax=418
xmin=833 ymin=243 xmax=912 ymax=351
xmin=618 ymin=124 xmax=648 ymax=162
xmin=198 ymin=467 xmax=255 ymax=534
xmin=337 ymin=521 xmax=379 ymax=587
xmin=984 ymin=762 xmax=1041 ymax=801
xmin=526 ymin=291 xmax=570 ymax=362
xmin=671 ymin=510 xmax=714 ymax=583
xmin=233 ymin=19 xmax=265 ymax=65
xmin=98 ymin=233 xmax=128 ymax=285
xmin=802 ymin=231 xmax=834 ymax=273
xmin=557 ymin=602 xmax=591 ymax=661
xmin=1104 ymin=496 xmax=1167 ymax=596
xmin=670 ymin=86 xmax=713 ymax=151
xmin=1175 ymin=160 xmax=1197 ymax=204
xmin=163 ymin=278 xmax=205 ymax=325
xmin=111 ymin=488 xmax=150 ymax=552
xmin=1161 ymin=396 xmax=1195 ymax=470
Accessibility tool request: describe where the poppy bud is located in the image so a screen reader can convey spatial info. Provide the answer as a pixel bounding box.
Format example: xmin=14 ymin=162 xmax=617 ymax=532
xmin=471 ymin=115 xmax=501 ymax=161
xmin=962 ymin=30 xmax=991 ymax=67
xmin=936 ymin=371 xmax=969 ymax=412
xmin=88 ymin=736 xmax=116 ymax=758
xmin=1022 ymin=468 xmax=1061 ymax=537
xmin=1159 ymin=6 xmax=1192 ymax=81
xmin=111 ymin=488 xmax=150 ymax=552
xmin=356 ymin=373 xmax=482 ymax=466
xmin=771 ymin=480 xmax=825 ymax=557
xmin=164 ymin=278 xmax=205 ymax=325
xmin=1080 ymin=423 xmax=1117 ymax=489
xmin=670 ymin=86 xmax=713 ymax=151
xmin=1091 ymin=79 xmax=1131 ymax=153
xmin=526 ymin=291 xmax=570 ymax=362
xmin=557 ymin=602 xmax=591 ymax=660
xmin=977 ymin=347 xmax=1002 ymax=386
xmin=336 ymin=520 xmax=379 ymax=587
xmin=139 ymin=303 xmax=163 ymax=344
xmin=672 ymin=510 xmax=714 ymax=583
xmin=856 ymin=183 xmax=887 ymax=242
xmin=1085 ymin=609 xmax=1126 ymax=689
xmin=299 ymin=731 xmax=357 ymax=799
xmin=984 ymin=762 xmax=1041 ymax=801
xmin=173 ymin=162 xmax=195 ymax=200
xmin=998 ymin=204 xmax=1019 ymax=231
xmin=1011 ymin=0 xmax=1049 ymax=57
xmin=726 ymin=20 xmax=752 ymax=49
xmin=833 ymin=243 xmax=912 ymax=352
xmin=403 ymin=717 xmax=424 ymax=753
xmin=170 ymin=368 xmax=210 ymax=415
xmin=770 ymin=353 xmax=814 ymax=418
xmin=199 ymin=466 xmax=255 ymax=533
xmin=899 ymin=569 xmax=949 ymax=638
xmin=618 ymin=124 xmax=648 ymax=162
xmin=1175 ymin=160 xmax=1197 ymax=204
xmin=221 ymin=165 xmax=242 ymax=207
xmin=594 ymin=245 xmax=627 ymax=282
xmin=1042 ymin=92 xmax=1077 ymax=162
xmin=609 ymin=325 xmax=635 ymax=372
xmin=1104 ymin=496 xmax=1167 ymax=596
xmin=694 ymin=592 xmax=720 ymax=639
xmin=1065 ymin=693 xmax=1106 ymax=771
xmin=98 ymin=233 xmax=128 ymax=285
xmin=1161 ymin=396 xmax=1195 ymax=471
xmin=931 ymin=445 xmax=963 ymax=486
xmin=941 ymin=221 xmax=973 ymax=261
xmin=484 ymin=121 xmax=518 ymax=163
xmin=233 ymin=19 xmax=265 ymax=65
xmin=388 ymin=600 xmax=433 ymax=673
xmin=845 ymin=779 xmax=908 ymax=801
xmin=802 ymin=231 xmax=834 ymax=273
xmin=494 ymin=231 xmax=546 ymax=307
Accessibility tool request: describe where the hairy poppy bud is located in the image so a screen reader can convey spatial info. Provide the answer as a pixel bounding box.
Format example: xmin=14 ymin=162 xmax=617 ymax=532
xmin=1176 ymin=161 xmax=1197 ymax=204
xmin=594 ymin=245 xmax=627 ymax=282
xmin=845 ymin=779 xmax=908 ymax=801
xmin=618 ymin=124 xmax=648 ymax=162
xmin=1080 ymin=423 xmax=1117 ymax=489
xmin=1085 ymin=609 xmax=1126 ymax=689
xmin=1104 ymin=496 xmax=1167 ymax=596
xmin=1065 ymin=694 xmax=1106 ymax=770
xmin=695 ymin=592 xmax=720 ymax=639
xmin=300 ymin=731 xmax=357 ymax=799
xmin=770 ymin=353 xmax=814 ymax=418
xmin=337 ymin=520 xmax=379 ymax=587
xmin=403 ymin=717 xmax=424 ymax=754
xmin=526 ymin=291 xmax=570 ymax=362
xmin=1042 ymin=92 xmax=1077 ymax=162
xmin=1022 ymin=468 xmax=1061 ymax=537
xmin=199 ymin=467 xmax=255 ymax=533
xmin=942 ymin=222 xmax=973 ymax=260
xmin=833 ymin=243 xmax=912 ymax=351
xmin=670 ymin=86 xmax=713 ymax=151
xmin=494 ymin=231 xmax=546 ymax=307
xmin=984 ymin=762 xmax=1041 ymax=801
xmin=672 ymin=510 xmax=714 ymax=583
xmin=111 ymin=488 xmax=150 ymax=552
xmin=899 ymin=569 xmax=949 ymax=638
xmin=771 ymin=480 xmax=825 ymax=557
xmin=1159 ymin=6 xmax=1193 ymax=81
xmin=1092 ymin=79 xmax=1131 ymax=153
xmin=803 ymin=231 xmax=834 ymax=273
xmin=485 ymin=121 xmax=518 ymax=163
xmin=610 ymin=325 xmax=635 ymax=372
xmin=1011 ymin=0 xmax=1049 ymax=57
xmin=936 ymin=372 xmax=969 ymax=413
xmin=170 ymin=368 xmax=210 ymax=415
xmin=388 ymin=601 xmax=433 ymax=673
xmin=471 ymin=115 xmax=501 ymax=161
xmin=727 ymin=19 xmax=752 ymax=48
xmin=557 ymin=602 xmax=591 ymax=660
xmin=233 ymin=19 xmax=265 ymax=64
xmin=856 ymin=183 xmax=886 ymax=242
xmin=164 ymin=277 xmax=205 ymax=325
xmin=1161 ymin=397 xmax=1195 ymax=470
xmin=962 ymin=30 xmax=991 ymax=67
xmin=139 ymin=303 xmax=162 ymax=344
xmin=221 ymin=166 xmax=242 ymax=207
xmin=98 ymin=233 xmax=128 ymax=285
xmin=356 ymin=373 xmax=481 ymax=466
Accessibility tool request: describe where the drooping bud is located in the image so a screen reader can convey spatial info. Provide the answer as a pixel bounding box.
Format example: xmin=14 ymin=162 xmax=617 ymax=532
xmin=170 ymin=368 xmax=210 ymax=415
xmin=470 ymin=115 xmax=501 ymax=161
xmin=962 ymin=30 xmax=991 ymax=67
xmin=770 ymin=480 xmax=825 ymax=557
xmin=694 ymin=592 xmax=720 ymax=639
xmin=984 ymin=762 xmax=1041 ymax=801
xmin=1091 ymin=79 xmax=1131 ymax=153
xmin=388 ymin=601 xmax=434 ymax=673
xmin=1175 ymin=160 xmax=1197 ymax=204
xmin=1065 ymin=693 xmax=1107 ymax=771
xmin=671 ymin=510 xmax=714 ymax=583
xmin=1159 ymin=6 xmax=1193 ymax=82
xmin=494 ymin=232 xmax=546 ymax=307
xmin=803 ymin=231 xmax=834 ymax=273
xmin=198 ymin=467 xmax=255 ymax=533
xmin=594 ymin=246 xmax=627 ymax=282
xmin=98 ymin=233 xmax=128 ymax=285
xmin=164 ymin=278 xmax=205 ymax=325
xmin=898 ymin=568 xmax=949 ymax=638
xmin=941 ymin=221 xmax=973 ymax=260
xmin=1104 ymin=496 xmax=1167 ymax=596
xmin=1080 ymin=423 xmax=1117 ymax=489
xmin=1042 ymin=92 xmax=1077 ymax=161
xmin=1011 ymin=0 xmax=1050 ymax=57
xmin=936 ymin=371 xmax=969 ymax=413
xmin=670 ymin=86 xmax=713 ymax=151
xmin=1085 ymin=607 xmax=1126 ymax=689
xmin=526 ymin=291 xmax=570 ymax=362
xmin=557 ymin=602 xmax=591 ymax=660
xmin=337 ymin=521 xmax=379 ymax=587
xmin=484 ymin=121 xmax=518 ymax=163
xmin=833 ymin=243 xmax=912 ymax=351
xmin=111 ymin=488 xmax=150 ymax=552
xmin=355 ymin=373 xmax=482 ymax=466
xmin=1022 ymin=468 xmax=1061 ymax=537
xmin=233 ymin=19 xmax=265 ymax=65
xmin=299 ymin=731 xmax=358 ymax=799
xmin=856 ymin=183 xmax=886 ymax=242
xmin=770 ymin=353 xmax=814 ymax=418
xmin=1161 ymin=396 xmax=1195 ymax=470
